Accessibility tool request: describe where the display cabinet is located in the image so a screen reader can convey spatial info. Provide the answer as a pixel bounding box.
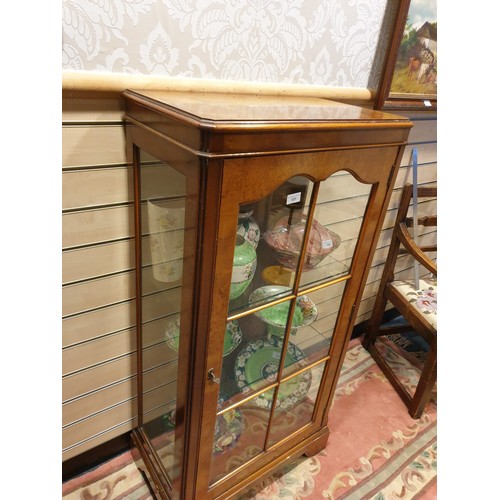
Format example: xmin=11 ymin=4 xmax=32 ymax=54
xmin=123 ymin=90 xmax=412 ymax=499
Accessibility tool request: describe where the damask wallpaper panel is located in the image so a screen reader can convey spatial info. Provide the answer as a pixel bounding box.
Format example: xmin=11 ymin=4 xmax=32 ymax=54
xmin=62 ymin=0 xmax=395 ymax=90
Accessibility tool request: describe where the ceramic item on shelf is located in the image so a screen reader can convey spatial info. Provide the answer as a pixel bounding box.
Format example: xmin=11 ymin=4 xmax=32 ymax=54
xmin=163 ymin=407 xmax=243 ymax=455
xmin=237 ymin=208 xmax=260 ymax=249
xmin=147 ymin=198 xmax=185 ymax=282
xmin=213 ymin=408 xmax=243 ymax=455
xmin=165 ymin=317 xmax=242 ymax=357
xmin=261 ymin=265 xmax=294 ymax=287
xmin=164 ymin=315 xmax=181 ymax=351
xmin=223 ymin=320 xmax=243 ymax=356
xmin=234 ymin=336 xmax=311 ymax=410
xmin=249 ymin=285 xmax=318 ymax=337
xmin=229 ymin=235 xmax=257 ymax=300
xmin=264 ymin=216 xmax=341 ymax=271
xmin=162 ymin=407 xmax=177 ymax=431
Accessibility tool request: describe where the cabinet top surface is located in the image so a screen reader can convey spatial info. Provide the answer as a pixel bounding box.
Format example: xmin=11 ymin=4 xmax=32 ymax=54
xmin=124 ymin=90 xmax=411 ymax=129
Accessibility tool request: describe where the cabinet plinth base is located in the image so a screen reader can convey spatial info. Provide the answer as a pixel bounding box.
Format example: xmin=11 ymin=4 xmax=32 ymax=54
xmin=302 ymin=426 xmax=330 ymax=457
xmin=215 ymin=425 xmax=331 ymax=500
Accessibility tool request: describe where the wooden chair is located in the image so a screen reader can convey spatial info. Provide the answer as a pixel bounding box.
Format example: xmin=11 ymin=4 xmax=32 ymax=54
xmin=362 ymin=183 xmax=437 ymax=419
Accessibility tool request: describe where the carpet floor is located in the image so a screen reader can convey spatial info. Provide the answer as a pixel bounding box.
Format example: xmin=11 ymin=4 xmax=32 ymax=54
xmin=62 ymin=336 xmax=436 ymax=499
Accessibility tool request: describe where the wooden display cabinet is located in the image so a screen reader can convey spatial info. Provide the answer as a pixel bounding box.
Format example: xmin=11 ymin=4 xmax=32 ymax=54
xmin=123 ymin=90 xmax=412 ymax=499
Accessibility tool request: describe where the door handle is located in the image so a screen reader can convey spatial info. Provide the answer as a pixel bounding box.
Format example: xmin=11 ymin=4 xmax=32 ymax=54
xmin=207 ymin=368 xmax=221 ymax=384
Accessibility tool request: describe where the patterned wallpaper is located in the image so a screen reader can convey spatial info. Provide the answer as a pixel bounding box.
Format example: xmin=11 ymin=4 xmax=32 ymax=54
xmin=62 ymin=0 xmax=395 ymax=90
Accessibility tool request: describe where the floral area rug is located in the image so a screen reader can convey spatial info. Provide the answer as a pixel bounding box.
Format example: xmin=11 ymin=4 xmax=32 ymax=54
xmin=62 ymin=337 xmax=436 ymax=499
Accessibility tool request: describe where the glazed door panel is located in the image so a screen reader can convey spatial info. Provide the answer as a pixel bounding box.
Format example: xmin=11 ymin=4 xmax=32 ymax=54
xmin=205 ymin=158 xmax=378 ymax=489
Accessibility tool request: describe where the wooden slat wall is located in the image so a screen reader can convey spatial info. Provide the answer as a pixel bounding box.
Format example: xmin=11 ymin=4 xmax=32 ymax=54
xmin=357 ymin=110 xmax=437 ymax=323
xmin=62 ymin=98 xmax=134 ymax=461
xmin=62 ymin=98 xmax=436 ymax=461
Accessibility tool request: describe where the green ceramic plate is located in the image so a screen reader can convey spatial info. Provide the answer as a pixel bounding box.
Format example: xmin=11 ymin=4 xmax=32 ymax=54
xmin=249 ymin=285 xmax=318 ymax=337
xmin=234 ymin=336 xmax=311 ymax=410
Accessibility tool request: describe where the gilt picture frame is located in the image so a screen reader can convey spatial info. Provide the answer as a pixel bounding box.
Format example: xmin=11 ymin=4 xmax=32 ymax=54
xmin=375 ymin=0 xmax=437 ymax=110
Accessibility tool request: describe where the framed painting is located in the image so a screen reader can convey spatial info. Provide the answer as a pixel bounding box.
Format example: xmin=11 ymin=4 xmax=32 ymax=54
xmin=375 ymin=0 xmax=437 ymax=110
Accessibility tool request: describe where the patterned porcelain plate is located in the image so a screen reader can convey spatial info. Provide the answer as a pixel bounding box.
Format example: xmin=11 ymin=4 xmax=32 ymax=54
xmin=213 ymin=408 xmax=244 ymax=455
xmin=223 ymin=320 xmax=243 ymax=356
xmin=234 ymin=336 xmax=311 ymax=410
xmin=165 ymin=317 xmax=242 ymax=356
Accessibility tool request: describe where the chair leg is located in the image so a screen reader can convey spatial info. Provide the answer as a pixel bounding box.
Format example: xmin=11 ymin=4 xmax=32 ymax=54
xmin=408 ymin=341 xmax=437 ymax=419
xmin=363 ymin=320 xmax=436 ymax=419
xmin=362 ymin=293 xmax=389 ymax=350
xmin=365 ymin=341 xmax=414 ymax=410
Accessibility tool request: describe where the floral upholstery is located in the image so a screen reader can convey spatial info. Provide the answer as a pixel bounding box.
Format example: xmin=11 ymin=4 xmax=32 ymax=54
xmin=388 ymin=277 xmax=437 ymax=330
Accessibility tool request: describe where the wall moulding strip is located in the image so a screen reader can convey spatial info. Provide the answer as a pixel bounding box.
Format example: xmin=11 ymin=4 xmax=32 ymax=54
xmin=62 ymin=70 xmax=375 ymax=101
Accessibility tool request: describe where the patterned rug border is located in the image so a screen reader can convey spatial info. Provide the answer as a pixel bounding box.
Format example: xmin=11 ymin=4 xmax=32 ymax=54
xmin=336 ymin=422 xmax=437 ymax=499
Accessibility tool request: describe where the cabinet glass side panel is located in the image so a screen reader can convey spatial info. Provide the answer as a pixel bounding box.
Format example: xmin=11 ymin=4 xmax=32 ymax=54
xmin=299 ymin=171 xmax=371 ymax=290
xmin=139 ymin=152 xmax=187 ymax=484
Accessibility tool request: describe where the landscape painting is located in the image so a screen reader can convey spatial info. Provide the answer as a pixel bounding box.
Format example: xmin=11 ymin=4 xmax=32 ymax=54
xmin=390 ymin=0 xmax=437 ymax=99
xmin=375 ymin=0 xmax=437 ymax=109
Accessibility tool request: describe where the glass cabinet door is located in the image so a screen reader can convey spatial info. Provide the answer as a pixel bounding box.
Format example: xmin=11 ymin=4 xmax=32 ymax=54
xmin=135 ymin=146 xmax=199 ymax=496
xmin=209 ymin=171 xmax=373 ymax=485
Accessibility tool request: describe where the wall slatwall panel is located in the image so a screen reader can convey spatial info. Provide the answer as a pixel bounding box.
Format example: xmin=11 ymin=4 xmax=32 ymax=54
xmin=62 ymin=97 xmax=436 ymax=461
xmin=357 ymin=110 xmax=437 ymax=324
xmin=62 ymin=97 xmax=133 ymax=461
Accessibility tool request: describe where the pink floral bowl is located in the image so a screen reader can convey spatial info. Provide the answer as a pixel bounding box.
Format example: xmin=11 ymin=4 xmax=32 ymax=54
xmin=264 ymin=216 xmax=341 ymax=270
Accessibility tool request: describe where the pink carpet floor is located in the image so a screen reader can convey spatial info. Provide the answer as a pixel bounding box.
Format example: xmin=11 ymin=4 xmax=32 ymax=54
xmin=62 ymin=337 xmax=436 ymax=499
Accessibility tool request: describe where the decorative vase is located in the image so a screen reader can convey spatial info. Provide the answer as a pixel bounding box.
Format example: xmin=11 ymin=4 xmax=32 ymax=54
xmin=147 ymin=198 xmax=185 ymax=282
xmin=237 ymin=208 xmax=260 ymax=249
xmin=230 ymin=235 xmax=257 ymax=300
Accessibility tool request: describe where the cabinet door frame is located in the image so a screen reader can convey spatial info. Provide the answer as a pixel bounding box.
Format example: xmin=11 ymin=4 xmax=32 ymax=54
xmin=196 ymin=145 xmax=403 ymax=498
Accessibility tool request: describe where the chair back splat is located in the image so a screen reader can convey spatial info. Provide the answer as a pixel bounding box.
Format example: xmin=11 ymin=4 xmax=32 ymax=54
xmin=362 ymin=183 xmax=437 ymax=419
